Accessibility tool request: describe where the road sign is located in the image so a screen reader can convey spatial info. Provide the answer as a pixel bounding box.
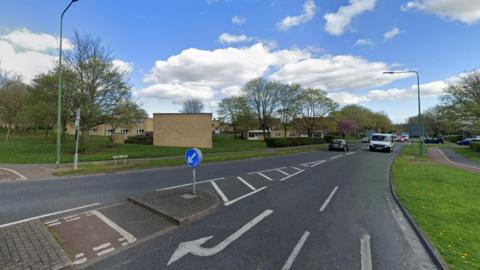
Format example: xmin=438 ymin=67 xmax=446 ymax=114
xmin=185 ymin=148 xmax=203 ymax=195
xmin=409 ymin=124 xmax=425 ymax=137
xmin=185 ymin=148 xmax=202 ymax=168
xmin=75 ymin=109 xmax=81 ymax=129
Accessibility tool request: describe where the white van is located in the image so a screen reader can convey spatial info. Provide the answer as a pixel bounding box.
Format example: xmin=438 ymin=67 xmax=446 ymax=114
xmin=369 ymin=133 xmax=395 ymax=152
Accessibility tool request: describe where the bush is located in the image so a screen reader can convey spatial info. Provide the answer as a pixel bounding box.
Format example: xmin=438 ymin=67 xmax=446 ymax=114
xmin=265 ymin=137 xmax=326 ymax=148
xmin=125 ymin=135 xmax=153 ymax=145
xmin=445 ymin=135 xmax=463 ymax=143
xmin=471 ymin=142 xmax=480 ymax=152
xmin=324 ymin=135 xmax=335 ymax=143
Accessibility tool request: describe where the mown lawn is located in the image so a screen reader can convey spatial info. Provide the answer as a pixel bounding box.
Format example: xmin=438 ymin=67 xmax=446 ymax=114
xmin=392 ymin=144 xmax=480 ymax=270
xmin=0 ymin=131 xmax=266 ymax=164
xmin=452 ymin=146 xmax=480 ymax=164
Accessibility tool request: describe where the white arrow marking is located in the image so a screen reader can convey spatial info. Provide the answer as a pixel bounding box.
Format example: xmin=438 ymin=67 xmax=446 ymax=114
xmin=167 ymin=209 xmax=274 ymax=265
xmin=187 ymin=152 xmax=197 ymax=164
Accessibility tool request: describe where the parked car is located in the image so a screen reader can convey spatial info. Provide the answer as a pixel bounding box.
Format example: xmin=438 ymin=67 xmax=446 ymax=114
xmin=395 ymin=136 xmax=406 ymax=142
xmin=328 ymin=139 xmax=349 ymax=151
xmin=361 ymin=137 xmax=370 ymax=143
xmin=369 ymin=134 xmax=395 ymax=152
xmin=424 ymin=137 xmax=444 ymax=144
xmin=457 ymin=138 xmax=480 ymax=146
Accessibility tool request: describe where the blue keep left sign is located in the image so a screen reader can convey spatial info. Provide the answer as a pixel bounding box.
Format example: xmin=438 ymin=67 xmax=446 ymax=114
xmin=185 ymin=148 xmax=203 ymax=168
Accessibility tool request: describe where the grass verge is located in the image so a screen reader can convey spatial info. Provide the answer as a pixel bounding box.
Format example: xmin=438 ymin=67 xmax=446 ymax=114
xmin=392 ymin=144 xmax=480 ymax=269
xmin=53 ymin=144 xmax=326 ymax=176
xmin=452 ymin=147 xmax=480 ymax=164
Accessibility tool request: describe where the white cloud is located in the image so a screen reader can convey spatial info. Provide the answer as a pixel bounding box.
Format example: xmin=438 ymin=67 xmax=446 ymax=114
xmin=139 ymin=43 xmax=411 ymax=106
xmin=328 ymin=91 xmax=370 ymax=104
xmin=354 ymin=39 xmax=374 ymax=46
xmin=403 ymin=0 xmax=480 ymax=24
xmin=277 ymin=0 xmax=316 ymax=31
xmin=112 ymin=59 xmax=133 ymax=75
xmin=218 ymin=33 xmax=253 ymax=44
xmin=232 ymin=16 xmax=246 ymax=25
xmin=324 ymin=0 xmax=377 ymax=36
xmin=384 ymin=27 xmax=401 ymax=40
xmin=0 ymin=28 xmax=72 ymax=52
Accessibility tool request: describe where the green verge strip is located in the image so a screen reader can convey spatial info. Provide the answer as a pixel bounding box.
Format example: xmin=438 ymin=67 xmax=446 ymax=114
xmin=392 ymin=144 xmax=480 ymax=270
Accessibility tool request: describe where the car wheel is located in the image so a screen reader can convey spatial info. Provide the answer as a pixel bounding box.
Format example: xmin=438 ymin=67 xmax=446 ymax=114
xmin=343 ymin=146 xmax=347 ymax=152
xmin=369 ymin=146 xmax=374 ymax=152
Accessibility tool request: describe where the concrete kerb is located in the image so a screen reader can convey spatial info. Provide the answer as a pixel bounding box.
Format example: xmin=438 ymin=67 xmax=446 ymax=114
xmin=388 ymin=161 xmax=449 ymax=270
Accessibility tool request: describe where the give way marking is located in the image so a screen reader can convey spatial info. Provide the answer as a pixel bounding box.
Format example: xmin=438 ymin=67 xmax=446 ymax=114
xmin=167 ymin=209 xmax=274 ymax=266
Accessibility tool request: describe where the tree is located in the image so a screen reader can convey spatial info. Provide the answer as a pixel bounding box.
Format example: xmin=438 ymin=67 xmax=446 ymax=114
xmin=217 ymin=96 xmax=257 ymax=139
xmin=337 ymin=118 xmax=359 ymax=137
xmin=181 ymin=98 xmax=204 ymax=113
xmin=106 ymin=101 xmax=147 ymax=146
xmin=278 ymin=83 xmax=302 ymax=137
xmin=0 ymin=73 xmax=28 ymax=142
xmin=441 ymin=70 xmax=480 ymax=127
xmin=297 ymin=88 xmax=339 ymax=137
xmin=65 ymin=32 xmax=133 ymax=151
xmin=242 ymin=78 xmax=281 ymax=139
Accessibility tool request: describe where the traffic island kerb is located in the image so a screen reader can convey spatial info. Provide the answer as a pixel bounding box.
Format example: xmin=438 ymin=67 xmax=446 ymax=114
xmin=129 ymin=188 xmax=219 ymax=225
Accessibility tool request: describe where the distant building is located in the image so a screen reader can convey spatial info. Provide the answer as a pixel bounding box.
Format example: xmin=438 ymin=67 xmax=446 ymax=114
xmin=66 ymin=118 xmax=154 ymax=137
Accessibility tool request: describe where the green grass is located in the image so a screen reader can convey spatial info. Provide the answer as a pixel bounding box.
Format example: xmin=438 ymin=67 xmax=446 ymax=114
xmin=0 ymin=132 xmax=266 ymax=164
xmin=53 ymin=144 xmax=325 ymax=176
xmin=392 ymin=144 xmax=480 ymax=269
xmin=451 ymin=147 xmax=480 ymax=164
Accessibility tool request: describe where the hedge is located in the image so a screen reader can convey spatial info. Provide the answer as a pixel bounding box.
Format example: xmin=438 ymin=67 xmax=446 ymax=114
xmin=445 ymin=135 xmax=463 ymax=143
xmin=264 ymin=137 xmax=326 ymax=148
xmin=125 ymin=135 xmax=153 ymax=145
xmin=471 ymin=142 xmax=480 ymax=152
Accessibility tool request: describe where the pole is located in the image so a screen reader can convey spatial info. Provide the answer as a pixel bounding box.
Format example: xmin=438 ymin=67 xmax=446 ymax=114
xmin=56 ymin=1 xmax=75 ymax=168
xmin=415 ymin=71 xmax=424 ymax=156
xmin=73 ymin=108 xmax=80 ymax=170
xmin=192 ymin=168 xmax=196 ymax=195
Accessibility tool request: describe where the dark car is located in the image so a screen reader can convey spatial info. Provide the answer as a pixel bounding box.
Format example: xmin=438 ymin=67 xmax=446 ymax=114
xmin=424 ymin=137 xmax=444 ymax=144
xmin=329 ymin=139 xmax=349 ymax=151
xmin=457 ymin=138 xmax=480 ymax=146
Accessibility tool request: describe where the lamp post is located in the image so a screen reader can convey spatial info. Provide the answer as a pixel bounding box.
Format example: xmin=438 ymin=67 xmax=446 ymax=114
xmin=383 ymin=70 xmax=424 ymax=156
xmin=56 ymin=0 xmax=79 ymax=168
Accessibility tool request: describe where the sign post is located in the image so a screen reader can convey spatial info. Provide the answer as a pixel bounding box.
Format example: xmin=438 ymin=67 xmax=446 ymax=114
xmin=74 ymin=108 xmax=81 ymax=170
xmin=185 ymin=148 xmax=203 ymax=195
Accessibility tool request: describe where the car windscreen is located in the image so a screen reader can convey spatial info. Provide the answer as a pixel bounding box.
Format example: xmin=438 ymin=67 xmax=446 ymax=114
xmin=371 ymin=135 xmax=389 ymax=142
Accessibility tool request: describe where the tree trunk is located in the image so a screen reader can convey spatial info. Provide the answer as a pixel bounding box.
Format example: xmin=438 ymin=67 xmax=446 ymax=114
xmin=61 ymin=119 xmax=67 ymax=142
xmin=44 ymin=127 xmax=50 ymax=140
xmin=79 ymin=130 xmax=89 ymax=153
xmin=4 ymin=125 xmax=10 ymax=143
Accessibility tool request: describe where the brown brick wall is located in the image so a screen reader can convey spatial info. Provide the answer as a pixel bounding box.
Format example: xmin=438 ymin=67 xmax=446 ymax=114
xmin=153 ymin=113 xmax=213 ymax=148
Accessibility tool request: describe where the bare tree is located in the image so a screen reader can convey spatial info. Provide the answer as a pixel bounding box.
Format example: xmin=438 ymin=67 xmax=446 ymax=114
xmin=298 ymin=88 xmax=338 ymax=137
xmin=242 ymin=78 xmax=281 ymax=139
xmin=64 ymin=32 xmax=132 ymax=151
xmin=278 ymin=83 xmax=302 ymax=137
xmin=0 ymin=73 xmax=28 ymax=142
xmin=181 ymin=98 xmax=204 ymax=113
xmin=217 ymin=96 xmax=257 ymax=139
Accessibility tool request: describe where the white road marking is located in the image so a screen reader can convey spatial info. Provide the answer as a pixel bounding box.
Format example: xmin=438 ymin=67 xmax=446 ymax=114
xmin=96 ymin=247 xmax=115 ymax=257
xmin=168 ymin=209 xmax=274 ymax=265
xmin=92 ymin=242 xmax=111 ymax=252
xmin=280 ymin=169 xmax=305 ymax=182
xmin=47 ymin=222 xmax=61 ymax=227
xmin=329 ymin=155 xmax=342 ymax=160
xmin=224 ymin=187 xmax=267 ymax=206
xmin=75 ymin=253 xmax=85 ymax=259
xmin=65 ymin=216 xmax=81 ymax=222
xmin=63 ymin=214 xmax=79 ymax=220
xmin=256 ymin=172 xmax=273 ymax=181
xmin=44 ymin=219 xmax=59 ymax=225
xmin=281 ymin=231 xmax=311 ymax=270
xmin=92 ymin=211 xmax=136 ymax=243
xmin=248 ymin=167 xmax=287 ymax=174
xmin=118 ymin=237 xmax=126 ymax=242
xmin=360 ymin=234 xmax=372 ymax=270
xmin=72 ymin=258 xmax=87 ymax=265
xmin=346 ymin=151 xmax=356 ymax=155
xmin=0 ymin=167 xmax=27 ymax=180
xmin=301 ymin=160 xmax=326 ymax=168
xmin=210 ymin=181 xmax=229 ymax=203
xmin=156 ymin=177 xmax=225 ymax=191
xmin=319 ymin=186 xmax=339 ymax=212
xmin=121 ymin=242 xmax=128 ymax=246
xmin=276 ymin=169 xmax=290 ymax=176
xmin=0 ymin=203 xmax=101 ymax=229
xmin=236 ymin=176 xmax=256 ymax=191
xmin=311 ymin=160 xmax=326 ymax=167
xmin=291 ymin=166 xmax=302 ymax=171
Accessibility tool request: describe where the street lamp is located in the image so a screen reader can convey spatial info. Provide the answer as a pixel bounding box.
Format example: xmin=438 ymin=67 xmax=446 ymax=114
xmin=383 ymin=70 xmax=424 ymax=156
xmin=56 ymin=0 xmax=79 ymax=168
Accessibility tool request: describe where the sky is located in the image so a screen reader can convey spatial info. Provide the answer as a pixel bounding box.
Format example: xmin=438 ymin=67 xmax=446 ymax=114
xmin=1 ymin=0 xmax=479 ymax=123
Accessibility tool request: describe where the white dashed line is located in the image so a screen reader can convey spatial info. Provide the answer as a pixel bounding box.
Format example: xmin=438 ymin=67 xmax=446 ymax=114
xmin=96 ymin=247 xmax=115 ymax=257
xmin=75 ymin=253 xmax=85 ymax=259
xmin=65 ymin=217 xmax=81 ymax=222
xmin=210 ymin=180 xmax=229 ymax=203
xmin=236 ymin=176 xmax=256 ymax=191
xmin=319 ymin=186 xmax=338 ymax=212
xmin=360 ymin=234 xmax=372 ymax=270
xmin=346 ymin=151 xmax=356 ymax=155
xmin=73 ymin=258 xmax=87 ymax=265
xmin=281 ymin=231 xmax=311 ymax=270
xmin=92 ymin=242 xmax=111 ymax=252
xmin=44 ymin=219 xmax=59 ymax=225
xmin=47 ymin=222 xmax=61 ymax=227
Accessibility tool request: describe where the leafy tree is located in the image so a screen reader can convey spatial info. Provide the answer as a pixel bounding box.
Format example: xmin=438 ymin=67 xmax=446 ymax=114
xmin=242 ymin=78 xmax=281 ymax=139
xmin=217 ymin=96 xmax=257 ymax=139
xmin=297 ymin=88 xmax=339 ymax=137
xmin=64 ymin=32 xmax=132 ymax=151
xmin=106 ymin=101 xmax=147 ymax=145
xmin=278 ymin=83 xmax=302 ymax=137
xmin=0 ymin=73 xmax=28 ymax=142
xmin=181 ymin=98 xmax=204 ymax=113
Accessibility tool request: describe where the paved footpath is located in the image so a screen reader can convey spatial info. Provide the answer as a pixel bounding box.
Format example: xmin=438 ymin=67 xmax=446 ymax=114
xmin=428 ymin=147 xmax=480 ymax=173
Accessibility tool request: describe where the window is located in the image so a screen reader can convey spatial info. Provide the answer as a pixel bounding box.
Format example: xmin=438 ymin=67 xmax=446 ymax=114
xmin=91 ymin=127 xmax=97 ymax=132
xmin=137 ymin=129 xmax=145 ymax=134
xmin=248 ymin=133 xmax=256 ymax=138
xmin=106 ymin=129 xmax=113 ymax=133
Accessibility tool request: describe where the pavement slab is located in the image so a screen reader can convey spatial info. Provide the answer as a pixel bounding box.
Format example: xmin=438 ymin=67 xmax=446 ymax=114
xmin=0 ymin=220 xmax=70 ymax=270
xmin=129 ymin=188 xmax=219 ymax=225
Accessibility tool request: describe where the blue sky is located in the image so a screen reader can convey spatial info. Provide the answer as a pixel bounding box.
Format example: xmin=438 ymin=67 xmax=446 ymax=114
xmin=1 ymin=0 xmax=479 ymax=123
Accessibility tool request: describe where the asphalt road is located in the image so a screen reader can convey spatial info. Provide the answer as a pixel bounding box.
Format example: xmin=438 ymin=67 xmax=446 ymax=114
xmin=0 ymin=144 xmax=436 ymax=269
